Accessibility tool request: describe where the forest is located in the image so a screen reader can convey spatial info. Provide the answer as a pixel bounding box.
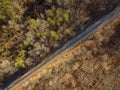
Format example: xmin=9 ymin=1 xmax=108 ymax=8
xmin=0 ymin=0 xmax=119 ymax=89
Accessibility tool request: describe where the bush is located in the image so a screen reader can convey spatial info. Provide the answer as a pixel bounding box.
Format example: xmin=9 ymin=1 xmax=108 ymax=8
xmin=50 ymin=31 xmax=59 ymax=40
xmin=29 ymin=18 xmax=37 ymax=27
xmin=36 ymin=32 xmax=47 ymax=38
xmin=36 ymin=32 xmax=41 ymax=38
xmin=56 ymin=8 xmax=62 ymax=15
xmin=46 ymin=9 xmax=54 ymax=17
xmin=47 ymin=17 xmax=56 ymax=26
xmin=15 ymin=57 xmax=25 ymax=68
xmin=63 ymin=13 xmax=69 ymax=22
xmin=58 ymin=16 xmax=64 ymax=23
xmin=15 ymin=50 xmax=26 ymax=68
xmin=23 ymin=40 xmax=29 ymax=47
xmin=0 ymin=0 xmax=16 ymax=23
xmin=65 ymin=28 xmax=72 ymax=35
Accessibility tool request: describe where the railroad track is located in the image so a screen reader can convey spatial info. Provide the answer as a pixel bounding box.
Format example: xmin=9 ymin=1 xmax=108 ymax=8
xmin=4 ymin=6 xmax=120 ymax=90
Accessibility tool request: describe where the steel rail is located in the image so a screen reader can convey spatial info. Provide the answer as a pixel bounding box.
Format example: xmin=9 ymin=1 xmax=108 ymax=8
xmin=4 ymin=6 xmax=120 ymax=90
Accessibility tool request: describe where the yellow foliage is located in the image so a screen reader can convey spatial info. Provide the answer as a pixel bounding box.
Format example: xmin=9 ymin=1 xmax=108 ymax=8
xmin=56 ymin=8 xmax=61 ymax=15
xmin=29 ymin=18 xmax=37 ymax=27
xmin=50 ymin=31 xmax=59 ymax=40
xmin=46 ymin=9 xmax=54 ymax=17
xmin=66 ymin=28 xmax=72 ymax=34
xmin=15 ymin=50 xmax=26 ymax=68
xmin=15 ymin=57 xmax=25 ymax=68
xmin=47 ymin=17 xmax=56 ymax=26
xmin=63 ymin=13 xmax=69 ymax=22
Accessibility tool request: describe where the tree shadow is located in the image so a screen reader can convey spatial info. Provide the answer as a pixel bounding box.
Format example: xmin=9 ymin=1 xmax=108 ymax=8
xmin=83 ymin=0 xmax=120 ymax=28
xmin=22 ymin=0 xmax=51 ymax=19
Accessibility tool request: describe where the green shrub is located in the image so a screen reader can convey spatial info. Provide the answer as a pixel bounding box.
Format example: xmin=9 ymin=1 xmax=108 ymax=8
xmin=46 ymin=9 xmax=54 ymax=17
xmin=56 ymin=8 xmax=61 ymax=15
xmin=63 ymin=13 xmax=69 ymax=22
xmin=41 ymin=32 xmax=47 ymax=36
xmin=65 ymin=28 xmax=72 ymax=34
xmin=50 ymin=31 xmax=59 ymax=40
xmin=45 ymin=7 xmax=71 ymax=40
xmin=15 ymin=57 xmax=25 ymax=68
xmin=23 ymin=40 xmax=29 ymax=47
xmin=36 ymin=32 xmax=41 ymax=38
xmin=56 ymin=22 xmax=61 ymax=26
xmin=18 ymin=50 xmax=25 ymax=58
xmin=47 ymin=17 xmax=56 ymax=26
xmin=29 ymin=18 xmax=37 ymax=27
xmin=0 ymin=0 xmax=16 ymax=22
xmin=15 ymin=50 xmax=26 ymax=68
xmin=1 ymin=50 xmax=10 ymax=57
xmin=58 ymin=16 xmax=64 ymax=23
xmin=36 ymin=32 xmax=47 ymax=38
xmin=20 ymin=42 xmax=27 ymax=49
xmin=0 ymin=15 xmax=6 ymax=21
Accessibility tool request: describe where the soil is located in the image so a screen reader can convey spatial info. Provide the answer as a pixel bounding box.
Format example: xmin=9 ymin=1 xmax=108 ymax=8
xmin=22 ymin=16 xmax=120 ymax=90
